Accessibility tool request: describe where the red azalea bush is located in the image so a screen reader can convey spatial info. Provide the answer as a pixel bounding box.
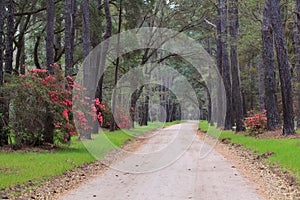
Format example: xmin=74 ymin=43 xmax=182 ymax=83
xmin=93 ymin=100 xmax=132 ymax=130
xmin=94 ymin=98 xmax=111 ymax=128
xmin=1 ymin=65 xmax=102 ymax=147
xmin=114 ymin=105 xmax=133 ymax=129
xmin=244 ymin=110 xmax=267 ymax=136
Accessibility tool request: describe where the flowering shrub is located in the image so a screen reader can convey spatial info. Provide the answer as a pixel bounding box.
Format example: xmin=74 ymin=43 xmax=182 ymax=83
xmin=94 ymin=98 xmax=110 ymax=128
xmin=93 ymin=100 xmax=132 ymax=130
xmin=1 ymin=65 xmax=102 ymax=147
xmin=244 ymin=110 xmax=267 ymax=136
xmin=114 ymin=105 xmax=133 ymax=129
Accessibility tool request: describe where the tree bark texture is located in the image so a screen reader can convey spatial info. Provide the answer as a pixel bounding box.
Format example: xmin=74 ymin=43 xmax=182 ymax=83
xmin=46 ymin=0 xmax=55 ymax=74
xmin=294 ymin=0 xmax=300 ymax=128
xmin=95 ymin=0 xmax=112 ymax=131
xmin=216 ymin=3 xmax=224 ymax=126
xmin=271 ymin=0 xmax=295 ymax=135
xmin=0 ymin=0 xmax=4 ymax=84
xmin=229 ymin=0 xmax=245 ymax=132
xmin=110 ymin=0 xmax=122 ymax=131
xmin=0 ymin=0 xmax=5 ymax=146
xmin=34 ymin=35 xmax=42 ymax=69
xmin=65 ymin=0 xmax=77 ymax=77
xmin=219 ymin=0 xmax=232 ymax=130
xmin=262 ymin=0 xmax=281 ymax=130
xmin=5 ymin=0 xmax=14 ymax=75
xmin=16 ymin=15 xmax=30 ymax=74
xmin=95 ymin=0 xmax=112 ymax=102
xmin=257 ymin=61 xmax=265 ymax=111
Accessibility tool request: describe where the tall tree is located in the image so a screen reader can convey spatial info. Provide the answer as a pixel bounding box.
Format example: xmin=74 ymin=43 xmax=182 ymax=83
xmin=91 ymin=0 xmax=103 ymax=48
xmin=229 ymin=0 xmax=245 ymax=132
xmin=82 ymin=0 xmax=92 ymax=138
xmin=15 ymin=15 xmax=30 ymax=75
xmin=270 ymin=0 xmax=295 ymax=135
xmin=44 ymin=0 xmax=56 ymax=144
xmin=216 ymin=3 xmax=224 ymax=127
xmin=110 ymin=0 xmax=122 ymax=131
xmin=2 ymin=0 xmax=15 ymax=145
xmin=95 ymin=0 xmax=112 ymax=110
xmin=219 ymin=0 xmax=232 ymax=130
xmin=257 ymin=61 xmax=265 ymax=111
xmin=294 ymin=0 xmax=300 ymax=128
xmin=262 ymin=0 xmax=280 ymax=131
xmin=0 ymin=0 xmax=4 ymax=84
xmin=0 ymin=0 xmax=5 ymax=146
xmin=46 ymin=0 xmax=55 ymax=74
xmin=82 ymin=0 xmax=91 ymax=59
xmin=65 ymin=0 xmax=77 ymax=77
xmin=5 ymin=0 xmax=14 ymax=75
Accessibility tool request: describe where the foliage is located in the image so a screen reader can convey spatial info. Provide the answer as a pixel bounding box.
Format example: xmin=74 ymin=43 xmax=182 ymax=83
xmin=94 ymin=98 xmax=110 ymax=128
xmin=0 ymin=65 xmax=101 ymax=147
xmin=93 ymin=99 xmax=132 ymax=130
xmin=199 ymin=120 xmax=209 ymax=132
xmin=244 ymin=110 xmax=267 ymax=136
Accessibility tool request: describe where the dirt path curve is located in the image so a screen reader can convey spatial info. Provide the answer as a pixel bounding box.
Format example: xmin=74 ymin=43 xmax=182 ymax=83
xmin=59 ymin=121 xmax=263 ymax=200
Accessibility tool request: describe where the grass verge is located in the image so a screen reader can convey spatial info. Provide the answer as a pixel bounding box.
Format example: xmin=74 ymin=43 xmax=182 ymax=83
xmin=199 ymin=120 xmax=300 ymax=183
xmin=0 ymin=120 xmax=182 ymax=191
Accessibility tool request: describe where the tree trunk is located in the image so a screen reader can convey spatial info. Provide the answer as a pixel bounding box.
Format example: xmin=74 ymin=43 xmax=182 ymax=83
xmin=130 ymin=86 xmax=144 ymax=127
xmin=219 ymin=0 xmax=232 ymax=130
xmin=43 ymin=0 xmax=55 ymax=143
xmin=95 ymin=0 xmax=112 ymax=130
xmin=95 ymin=0 xmax=112 ymax=100
xmin=46 ymin=0 xmax=55 ymax=74
xmin=5 ymin=0 xmax=14 ymax=75
xmin=271 ymin=0 xmax=295 ymax=135
xmin=1 ymin=0 xmax=15 ymax=146
xmin=0 ymin=0 xmax=4 ymax=84
xmin=0 ymin=0 xmax=5 ymax=146
xmin=16 ymin=15 xmax=30 ymax=74
xmin=82 ymin=0 xmax=91 ymax=59
xmin=229 ymin=0 xmax=245 ymax=132
xmin=65 ymin=0 xmax=76 ymax=77
xmin=257 ymin=61 xmax=265 ymax=111
xmin=81 ymin=0 xmax=92 ymax=138
xmin=294 ymin=0 xmax=300 ymax=128
xmin=139 ymin=95 xmax=149 ymax=126
xmin=34 ymin=35 xmax=42 ymax=69
xmin=91 ymin=0 xmax=101 ymax=134
xmin=91 ymin=0 xmax=103 ymax=48
xmin=71 ymin=0 xmax=77 ymax=69
xmin=110 ymin=0 xmax=122 ymax=131
xmin=262 ymin=0 xmax=280 ymax=130
xmin=216 ymin=5 xmax=224 ymax=127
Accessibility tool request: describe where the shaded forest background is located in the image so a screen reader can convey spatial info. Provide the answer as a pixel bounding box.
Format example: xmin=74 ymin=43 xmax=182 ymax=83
xmin=0 ymin=0 xmax=299 ymax=148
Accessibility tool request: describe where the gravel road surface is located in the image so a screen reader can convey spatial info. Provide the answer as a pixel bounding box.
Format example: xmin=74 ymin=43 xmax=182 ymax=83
xmin=60 ymin=121 xmax=262 ymax=200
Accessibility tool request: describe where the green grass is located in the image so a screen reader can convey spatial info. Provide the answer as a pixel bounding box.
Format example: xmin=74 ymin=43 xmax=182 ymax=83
xmin=199 ymin=120 xmax=209 ymax=132
xmin=0 ymin=121 xmax=182 ymax=191
xmin=0 ymin=141 xmax=94 ymax=192
xmin=199 ymin=120 xmax=300 ymax=183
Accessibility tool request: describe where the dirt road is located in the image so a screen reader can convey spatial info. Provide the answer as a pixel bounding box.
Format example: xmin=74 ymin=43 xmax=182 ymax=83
xmin=60 ymin=121 xmax=262 ymax=200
